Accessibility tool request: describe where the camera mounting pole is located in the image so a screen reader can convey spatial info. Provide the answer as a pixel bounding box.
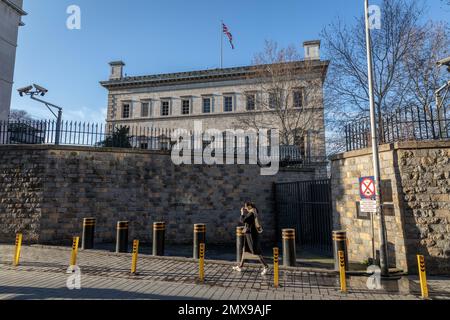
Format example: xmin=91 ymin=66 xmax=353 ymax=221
xmin=17 ymin=84 xmax=63 ymax=145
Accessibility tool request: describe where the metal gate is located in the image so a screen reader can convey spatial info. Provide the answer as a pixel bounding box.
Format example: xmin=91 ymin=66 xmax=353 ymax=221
xmin=274 ymin=179 xmax=333 ymax=254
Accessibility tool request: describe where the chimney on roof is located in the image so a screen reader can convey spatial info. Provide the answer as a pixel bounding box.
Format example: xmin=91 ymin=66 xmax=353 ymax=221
xmin=109 ymin=61 xmax=125 ymax=80
xmin=303 ymin=40 xmax=321 ymax=60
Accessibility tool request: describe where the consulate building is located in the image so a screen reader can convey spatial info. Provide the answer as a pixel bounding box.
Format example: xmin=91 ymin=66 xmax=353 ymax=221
xmin=100 ymin=41 xmax=329 ymax=165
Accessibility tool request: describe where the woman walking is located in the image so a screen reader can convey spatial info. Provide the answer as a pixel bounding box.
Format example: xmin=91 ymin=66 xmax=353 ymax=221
xmin=232 ymin=202 xmax=269 ymax=275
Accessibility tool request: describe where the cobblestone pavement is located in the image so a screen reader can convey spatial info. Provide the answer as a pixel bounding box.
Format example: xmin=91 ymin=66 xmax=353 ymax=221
xmin=0 ymin=245 xmax=449 ymax=300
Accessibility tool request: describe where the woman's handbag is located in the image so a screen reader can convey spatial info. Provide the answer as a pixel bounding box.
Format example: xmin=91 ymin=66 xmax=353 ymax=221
xmin=254 ymin=211 xmax=264 ymax=234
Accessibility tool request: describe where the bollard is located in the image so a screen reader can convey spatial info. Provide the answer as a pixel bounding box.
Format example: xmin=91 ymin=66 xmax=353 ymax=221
xmin=199 ymin=243 xmax=205 ymax=282
xmin=152 ymin=222 xmax=165 ymax=256
xmin=333 ymin=230 xmax=349 ymax=271
xmin=417 ymin=255 xmax=429 ymax=299
xmin=13 ymin=233 xmax=23 ymax=267
xmin=338 ymin=250 xmax=347 ymax=293
xmin=116 ymin=221 xmax=129 ymax=253
xmin=282 ymin=229 xmax=296 ymax=267
xmin=193 ymin=224 xmax=206 ymax=259
xmin=273 ymin=247 xmax=279 ymax=288
xmin=236 ymin=226 xmax=245 ymax=263
xmin=131 ymin=240 xmax=139 ymax=274
xmin=81 ymin=217 xmax=96 ymax=250
xmin=70 ymin=237 xmax=80 ymax=266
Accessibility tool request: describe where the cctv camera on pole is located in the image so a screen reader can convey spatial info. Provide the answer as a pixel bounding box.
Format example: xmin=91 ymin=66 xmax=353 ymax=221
xmin=17 ymin=84 xmax=63 ymax=145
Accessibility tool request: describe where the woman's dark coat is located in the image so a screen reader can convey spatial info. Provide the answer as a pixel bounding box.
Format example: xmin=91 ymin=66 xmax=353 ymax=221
xmin=240 ymin=209 xmax=262 ymax=255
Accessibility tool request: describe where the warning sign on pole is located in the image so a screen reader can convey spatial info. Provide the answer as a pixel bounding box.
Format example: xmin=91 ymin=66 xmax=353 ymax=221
xmin=360 ymin=199 xmax=377 ymax=213
xmin=359 ymin=176 xmax=376 ymax=200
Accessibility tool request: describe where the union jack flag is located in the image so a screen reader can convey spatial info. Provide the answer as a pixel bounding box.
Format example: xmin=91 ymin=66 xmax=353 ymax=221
xmin=222 ymin=23 xmax=235 ymax=49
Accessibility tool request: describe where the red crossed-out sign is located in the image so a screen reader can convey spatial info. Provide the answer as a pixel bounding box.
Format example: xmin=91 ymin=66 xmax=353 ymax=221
xmin=359 ymin=176 xmax=376 ymax=199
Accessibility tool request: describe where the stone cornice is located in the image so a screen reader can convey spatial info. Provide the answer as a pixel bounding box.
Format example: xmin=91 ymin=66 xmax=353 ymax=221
xmin=100 ymin=60 xmax=330 ymax=90
xmin=1 ymin=0 xmax=27 ymax=16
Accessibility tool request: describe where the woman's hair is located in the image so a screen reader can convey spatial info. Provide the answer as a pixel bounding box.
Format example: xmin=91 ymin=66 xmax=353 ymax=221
xmin=245 ymin=202 xmax=258 ymax=213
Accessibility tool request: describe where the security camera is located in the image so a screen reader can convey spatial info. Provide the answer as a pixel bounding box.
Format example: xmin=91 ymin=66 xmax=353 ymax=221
xmin=17 ymin=85 xmax=33 ymax=97
xmin=33 ymin=84 xmax=48 ymax=96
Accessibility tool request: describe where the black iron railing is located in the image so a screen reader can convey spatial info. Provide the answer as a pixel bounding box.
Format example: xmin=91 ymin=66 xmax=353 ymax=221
xmin=0 ymin=119 xmax=311 ymax=165
xmin=345 ymin=104 xmax=450 ymax=151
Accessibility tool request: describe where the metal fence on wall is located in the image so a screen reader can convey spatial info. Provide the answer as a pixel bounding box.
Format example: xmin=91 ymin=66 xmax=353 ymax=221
xmin=345 ymin=103 xmax=450 ymax=152
xmin=0 ymin=119 xmax=310 ymax=165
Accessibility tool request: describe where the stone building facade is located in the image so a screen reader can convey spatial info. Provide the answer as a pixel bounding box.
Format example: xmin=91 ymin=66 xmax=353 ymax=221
xmin=0 ymin=0 xmax=26 ymax=121
xmin=100 ymin=41 xmax=329 ymax=165
xmin=0 ymin=145 xmax=315 ymax=246
xmin=330 ymin=141 xmax=450 ymax=275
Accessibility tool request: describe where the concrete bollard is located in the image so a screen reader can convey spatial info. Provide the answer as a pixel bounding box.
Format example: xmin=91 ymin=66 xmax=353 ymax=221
xmin=236 ymin=226 xmax=245 ymax=263
xmin=193 ymin=224 xmax=206 ymax=259
xmin=333 ymin=230 xmax=349 ymax=271
xmin=152 ymin=222 xmax=165 ymax=256
xmin=282 ymin=229 xmax=296 ymax=267
xmin=81 ymin=218 xmax=96 ymax=250
xmin=116 ymin=221 xmax=129 ymax=253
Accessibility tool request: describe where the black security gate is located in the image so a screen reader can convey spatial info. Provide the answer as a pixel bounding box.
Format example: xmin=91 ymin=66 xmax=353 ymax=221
xmin=274 ymin=179 xmax=333 ymax=254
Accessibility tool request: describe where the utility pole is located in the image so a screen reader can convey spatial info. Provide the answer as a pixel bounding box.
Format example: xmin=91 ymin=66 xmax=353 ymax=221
xmin=364 ymin=0 xmax=389 ymax=276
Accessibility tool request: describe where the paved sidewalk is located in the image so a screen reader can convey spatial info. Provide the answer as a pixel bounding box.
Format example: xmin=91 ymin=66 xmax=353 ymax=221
xmin=0 ymin=245 xmax=449 ymax=300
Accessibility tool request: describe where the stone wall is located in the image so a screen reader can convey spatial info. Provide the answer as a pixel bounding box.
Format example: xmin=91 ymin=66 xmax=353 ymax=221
xmin=0 ymin=145 xmax=315 ymax=246
xmin=330 ymin=141 xmax=450 ymax=275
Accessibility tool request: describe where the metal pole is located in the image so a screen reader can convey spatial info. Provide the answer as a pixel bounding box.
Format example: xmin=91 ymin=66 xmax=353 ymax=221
xmin=364 ymin=0 xmax=389 ymax=276
xmin=55 ymin=109 xmax=62 ymax=145
xmin=220 ymin=20 xmax=223 ymax=69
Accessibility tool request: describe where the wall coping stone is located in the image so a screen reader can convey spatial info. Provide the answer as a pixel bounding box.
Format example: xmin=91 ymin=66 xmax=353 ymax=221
xmin=0 ymin=144 xmax=315 ymax=173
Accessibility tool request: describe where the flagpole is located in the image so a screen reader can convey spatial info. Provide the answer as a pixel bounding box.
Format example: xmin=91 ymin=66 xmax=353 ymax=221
xmin=220 ymin=20 xmax=223 ymax=69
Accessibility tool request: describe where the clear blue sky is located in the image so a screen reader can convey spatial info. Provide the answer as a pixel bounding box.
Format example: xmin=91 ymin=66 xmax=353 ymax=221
xmin=11 ymin=0 xmax=449 ymax=123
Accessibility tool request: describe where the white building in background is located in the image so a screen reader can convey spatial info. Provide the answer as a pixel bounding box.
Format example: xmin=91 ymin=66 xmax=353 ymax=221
xmin=100 ymin=41 xmax=329 ymax=164
xmin=0 ymin=0 xmax=26 ymax=121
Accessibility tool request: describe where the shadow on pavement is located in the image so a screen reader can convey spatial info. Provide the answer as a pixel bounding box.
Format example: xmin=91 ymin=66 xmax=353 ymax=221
xmin=0 ymin=286 xmax=205 ymax=300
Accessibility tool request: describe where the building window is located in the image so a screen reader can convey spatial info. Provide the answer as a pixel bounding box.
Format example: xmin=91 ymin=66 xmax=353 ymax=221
xmin=122 ymin=104 xmax=130 ymax=119
xmin=203 ymin=98 xmax=211 ymax=113
xmin=141 ymin=102 xmax=150 ymax=117
xmin=182 ymin=99 xmax=190 ymax=115
xmin=269 ymin=92 xmax=277 ymax=109
xmin=246 ymin=94 xmax=256 ymax=111
xmin=161 ymin=101 xmax=170 ymax=116
xmin=293 ymin=89 xmax=304 ymax=108
xmin=224 ymin=96 xmax=233 ymax=112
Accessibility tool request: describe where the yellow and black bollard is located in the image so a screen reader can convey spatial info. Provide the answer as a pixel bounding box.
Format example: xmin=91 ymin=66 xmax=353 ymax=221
xmin=333 ymin=230 xmax=349 ymax=271
xmin=81 ymin=217 xmax=96 ymax=250
xmin=193 ymin=224 xmax=206 ymax=259
xmin=131 ymin=240 xmax=139 ymax=274
xmin=152 ymin=222 xmax=165 ymax=256
xmin=273 ymin=247 xmax=279 ymax=288
xmin=70 ymin=237 xmax=80 ymax=267
xmin=199 ymin=243 xmax=205 ymax=282
xmin=282 ymin=229 xmax=296 ymax=267
xmin=116 ymin=221 xmax=129 ymax=253
xmin=13 ymin=233 xmax=23 ymax=267
xmin=236 ymin=226 xmax=245 ymax=263
xmin=338 ymin=250 xmax=347 ymax=293
xmin=417 ymin=255 xmax=429 ymax=299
